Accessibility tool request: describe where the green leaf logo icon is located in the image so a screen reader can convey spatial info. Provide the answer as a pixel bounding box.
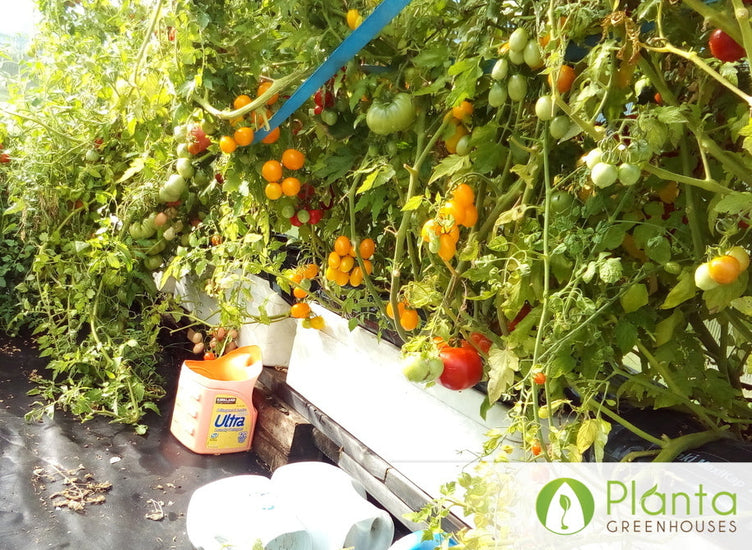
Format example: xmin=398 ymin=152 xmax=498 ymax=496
xmin=536 ymin=478 xmax=595 ymax=535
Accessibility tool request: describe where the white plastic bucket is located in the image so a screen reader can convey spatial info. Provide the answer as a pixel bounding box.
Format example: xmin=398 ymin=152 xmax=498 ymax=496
xmin=271 ymin=462 xmax=394 ymax=550
xmin=186 ymin=475 xmax=311 ymax=550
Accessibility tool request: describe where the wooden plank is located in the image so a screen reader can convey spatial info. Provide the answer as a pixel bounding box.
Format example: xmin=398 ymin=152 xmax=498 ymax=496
xmin=251 ymin=382 xmax=321 ymax=470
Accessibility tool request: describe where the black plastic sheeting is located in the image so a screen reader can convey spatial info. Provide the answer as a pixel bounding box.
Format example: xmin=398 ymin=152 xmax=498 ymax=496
xmin=0 ymin=334 xmax=269 ymax=550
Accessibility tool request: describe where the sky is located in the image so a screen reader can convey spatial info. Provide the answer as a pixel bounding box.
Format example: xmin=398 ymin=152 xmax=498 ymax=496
xmin=1 ymin=0 xmax=37 ymax=36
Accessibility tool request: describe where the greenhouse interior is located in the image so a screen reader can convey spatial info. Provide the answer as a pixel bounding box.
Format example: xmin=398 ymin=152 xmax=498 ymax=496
xmin=1 ymin=0 xmax=752 ymax=549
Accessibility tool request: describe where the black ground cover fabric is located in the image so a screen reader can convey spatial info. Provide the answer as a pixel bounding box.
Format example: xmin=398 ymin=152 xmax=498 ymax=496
xmin=0 ymin=334 xmax=269 ymax=550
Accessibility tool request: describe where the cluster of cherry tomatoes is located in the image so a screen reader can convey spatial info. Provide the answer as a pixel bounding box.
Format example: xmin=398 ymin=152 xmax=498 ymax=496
xmin=187 ymin=326 xmax=239 ymax=360
xmin=386 ymin=300 xmax=420 ymax=331
xmin=288 ymin=297 xmax=325 ymax=331
xmin=694 ymin=246 xmax=750 ymax=290
xmin=262 ymin=149 xmax=305 ymax=199
xmin=284 ymin=263 xmax=323 ymax=329
xmin=289 ymin=263 xmax=319 ymax=299
xmin=218 ymin=85 xmax=281 ymax=153
xmin=324 ymin=235 xmax=374 ymax=288
xmin=444 ymin=100 xmax=473 ymax=154
xmin=421 ymin=183 xmax=478 ymax=261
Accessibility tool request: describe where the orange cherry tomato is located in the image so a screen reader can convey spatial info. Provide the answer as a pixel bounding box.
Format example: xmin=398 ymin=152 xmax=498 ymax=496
xmin=264 ymin=182 xmax=283 ymax=200
xmin=261 ymin=160 xmax=283 ymax=182
xmin=438 ymin=233 xmax=457 ymax=261
xmin=233 ymin=127 xmax=254 ymax=147
xmin=302 ymin=263 xmax=319 ymax=279
xmin=281 ymin=149 xmax=305 ymax=170
xmin=233 ymin=94 xmax=252 ymax=109
xmin=281 ymin=177 xmax=302 ymax=197
xmin=708 ymin=255 xmax=742 ymax=285
xmin=349 ymin=266 xmax=364 ymax=287
xmin=358 ymin=238 xmax=375 ymax=259
xmin=334 ymin=235 xmax=351 ymax=257
xmin=219 ymin=135 xmax=237 ymax=154
xmin=548 ymin=65 xmax=576 ymax=94
xmin=261 ymin=126 xmax=280 ymax=144
xmin=257 ymin=81 xmax=279 ymax=105
xmin=452 ymin=183 xmax=475 ymax=207
xmin=399 ymin=308 xmax=420 ymax=331
xmin=327 ymin=251 xmax=341 ymax=269
xmin=290 ymin=302 xmax=311 ymax=319
xmin=440 ymin=200 xmax=467 ymax=226
xmin=451 ymin=100 xmax=474 ymax=122
xmin=339 ymin=255 xmax=355 ymax=273
xmin=386 ymin=300 xmax=406 ymax=320
xmin=461 ymin=204 xmax=478 ymax=227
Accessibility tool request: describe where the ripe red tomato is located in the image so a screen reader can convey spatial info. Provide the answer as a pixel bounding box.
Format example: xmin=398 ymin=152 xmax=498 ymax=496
xmin=708 ymin=29 xmax=745 ymax=63
xmin=307 ymin=208 xmax=323 ymax=225
xmin=533 ymin=372 xmax=547 ymax=385
xmin=203 ymin=351 xmax=216 ymax=361
xmin=531 ymin=441 xmax=542 ymax=456
xmin=438 ymin=346 xmax=483 ymax=391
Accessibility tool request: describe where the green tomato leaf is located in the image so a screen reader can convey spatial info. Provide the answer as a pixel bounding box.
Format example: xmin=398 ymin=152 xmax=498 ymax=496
xmin=486 ymin=347 xmax=519 ymax=404
xmin=703 ymin=271 xmax=749 ymax=312
xmin=402 ymin=195 xmax=424 ymax=212
xmin=660 ymin=270 xmax=696 ymax=309
xmin=731 ymin=296 xmax=752 ymax=316
xmin=614 ymin=320 xmax=638 ymax=354
xmin=712 ymin=191 xmax=752 ymax=216
xmin=621 ymin=284 xmax=649 ymax=313
xmin=645 ymin=236 xmax=671 ymax=264
xmin=654 ymin=310 xmax=685 ymax=348
xmin=428 ymin=154 xmax=471 ymax=185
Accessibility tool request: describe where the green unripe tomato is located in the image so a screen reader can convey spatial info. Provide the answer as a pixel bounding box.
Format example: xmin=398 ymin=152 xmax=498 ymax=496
xmin=296 ymin=209 xmax=311 ymax=224
xmin=509 ymin=27 xmax=529 ymax=52
xmin=491 ymin=58 xmax=508 ymax=80
xmin=618 ymin=163 xmax=641 ymax=186
xmin=591 ymin=162 xmax=619 ymax=189
xmin=534 ymin=95 xmax=556 ymax=121
xmin=455 ymin=134 xmax=471 ymax=156
xmin=507 ymin=74 xmax=527 ymax=102
xmin=549 ymin=115 xmax=570 ymax=140
xmin=488 ymin=82 xmax=507 ymax=107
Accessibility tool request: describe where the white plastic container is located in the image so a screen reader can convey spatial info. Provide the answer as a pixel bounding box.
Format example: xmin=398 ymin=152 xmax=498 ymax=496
xmin=271 ymin=462 xmax=394 ymax=550
xmin=186 ymin=475 xmax=311 ymax=550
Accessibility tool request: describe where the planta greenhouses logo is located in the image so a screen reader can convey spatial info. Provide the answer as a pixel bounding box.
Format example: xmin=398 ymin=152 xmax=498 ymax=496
xmin=536 ymin=478 xmax=595 ymax=535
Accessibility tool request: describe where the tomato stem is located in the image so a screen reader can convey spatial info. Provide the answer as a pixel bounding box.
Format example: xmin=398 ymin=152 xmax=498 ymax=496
xmin=193 ymin=70 xmax=309 ymax=120
xmin=130 ymin=0 xmax=166 ymax=85
xmin=388 ymin=110 xmax=450 ymax=340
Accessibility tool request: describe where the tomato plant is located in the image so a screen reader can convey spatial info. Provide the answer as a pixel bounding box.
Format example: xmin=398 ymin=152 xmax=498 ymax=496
xmin=3 ymin=3 xmax=752 ymax=534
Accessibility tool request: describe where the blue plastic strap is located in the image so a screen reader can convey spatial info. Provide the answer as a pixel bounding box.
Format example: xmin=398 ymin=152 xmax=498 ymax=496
xmin=252 ymin=0 xmax=414 ymax=143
